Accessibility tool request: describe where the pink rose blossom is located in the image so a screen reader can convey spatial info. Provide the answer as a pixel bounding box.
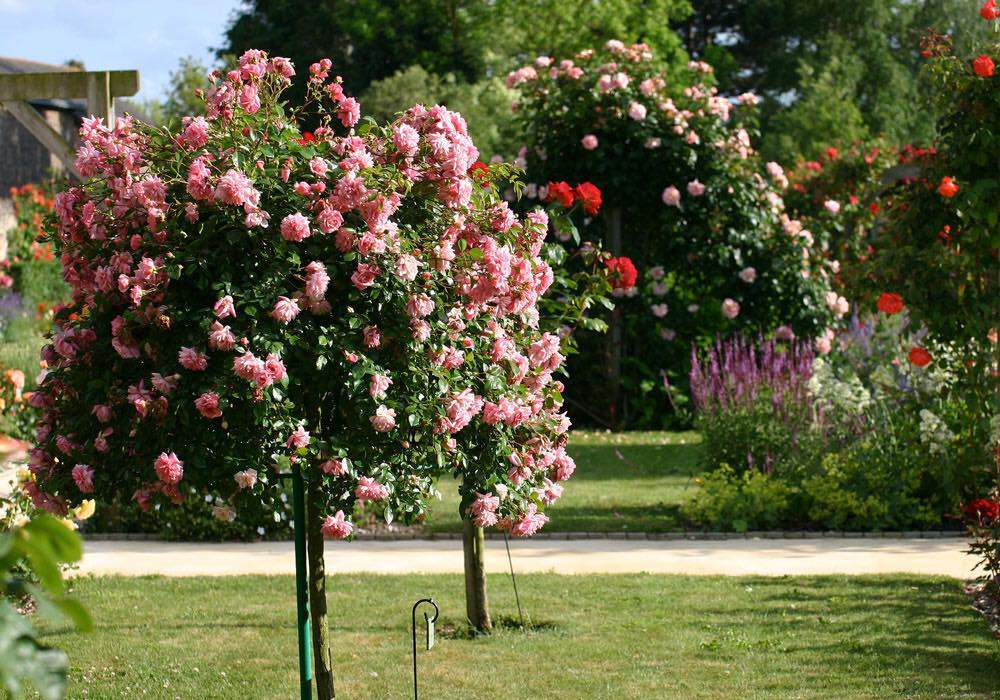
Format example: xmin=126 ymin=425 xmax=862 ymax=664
xmin=739 ymin=267 xmax=757 ymax=283
xmin=208 ymin=321 xmax=237 ymax=351
xmin=194 ymin=391 xmax=222 ymax=419
xmin=394 ymin=254 xmax=419 ymax=281
xmin=154 ymin=451 xmax=184 ymax=484
xmin=320 ymin=458 xmax=346 ymax=476
xmin=178 ymin=347 xmax=208 ymax=371
xmin=304 ymin=261 xmax=330 ymax=301
xmin=321 ymin=510 xmax=353 ymax=539
xmin=686 ymin=180 xmax=705 ymax=196
xmin=355 ymin=476 xmax=389 ymax=503
xmin=662 ymin=186 xmax=681 ymax=207
xmin=360 ymin=325 xmax=380 ymax=349
xmin=581 ymin=134 xmax=598 ymax=150
xmin=272 ymin=296 xmax=301 ymax=324
xmin=234 ymin=469 xmax=258 ymax=489
xmin=628 ymin=102 xmax=647 ymax=121
xmin=370 ymin=374 xmax=392 ymax=399
xmin=72 ymin=464 xmax=95 ymax=493
xmin=337 ymin=97 xmax=361 ymax=128
xmin=392 ymin=123 xmax=420 ymax=156
xmin=510 ymin=503 xmax=549 ymax=537
xmin=721 ymin=298 xmax=741 ymax=319
xmin=370 ymin=405 xmax=396 ymax=432
xmin=287 ymin=425 xmax=311 ymax=449
xmin=92 ymin=404 xmax=113 ymax=423
xmin=215 ymin=169 xmax=258 ymax=207
xmin=280 ymin=212 xmax=311 ymax=242
xmin=214 ymin=295 xmax=236 ymax=319
xmin=406 ymin=294 xmax=435 ymax=318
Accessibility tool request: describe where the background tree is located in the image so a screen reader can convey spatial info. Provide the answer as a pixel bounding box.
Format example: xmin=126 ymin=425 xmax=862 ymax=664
xmin=677 ymin=0 xmax=982 ymax=162
xmin=361 ymin=66 xmax=521 ymax=158
xmin=220 ymin=0 xmax=493 ymax=101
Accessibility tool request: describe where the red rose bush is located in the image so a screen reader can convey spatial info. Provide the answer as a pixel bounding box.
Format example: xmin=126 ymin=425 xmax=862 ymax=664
xmin=28 ymin=50 xmax=574 ymax=540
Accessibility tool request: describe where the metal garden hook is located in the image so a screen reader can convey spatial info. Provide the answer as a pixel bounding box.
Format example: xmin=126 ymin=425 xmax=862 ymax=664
xmin=411 ymin=597 xmax=440 ymax=700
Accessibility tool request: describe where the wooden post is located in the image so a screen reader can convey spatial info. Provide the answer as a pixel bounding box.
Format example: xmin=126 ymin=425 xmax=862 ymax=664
xmin=85 ymin=71 xmax=113 ymax=125
xmin=604 ymin=206 xmax=624 ymax=429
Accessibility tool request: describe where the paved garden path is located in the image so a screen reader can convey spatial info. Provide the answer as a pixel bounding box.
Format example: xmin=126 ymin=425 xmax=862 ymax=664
xmin=75 ymin=537 xmax=978 ymax=578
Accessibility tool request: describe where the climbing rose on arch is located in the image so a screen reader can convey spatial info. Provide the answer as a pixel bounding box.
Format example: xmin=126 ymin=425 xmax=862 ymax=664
xmin=29 ymin=49 xmax=574 ymax=540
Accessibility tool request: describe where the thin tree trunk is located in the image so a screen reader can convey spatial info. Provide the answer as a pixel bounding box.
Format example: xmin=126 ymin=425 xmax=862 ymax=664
xmin=462 ymin=519 xmax=492 ymax=632
xmin=306 ymin=478 xmax=336 ymax=699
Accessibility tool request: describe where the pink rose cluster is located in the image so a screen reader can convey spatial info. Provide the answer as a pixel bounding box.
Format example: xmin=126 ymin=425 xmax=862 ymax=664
xmin=30 ymin=49 xmax=573 ymax=542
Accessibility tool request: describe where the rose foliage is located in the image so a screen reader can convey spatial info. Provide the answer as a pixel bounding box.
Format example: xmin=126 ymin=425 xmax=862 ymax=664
xmin=28 ymin=50 xmax=575 ymax=539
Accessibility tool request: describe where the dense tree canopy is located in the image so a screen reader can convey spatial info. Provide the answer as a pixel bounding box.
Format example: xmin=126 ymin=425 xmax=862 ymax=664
xmin=220 ymin=0 xmax=692 ymax=123
xmin=677 ymin=0 xmax=985 ymax=160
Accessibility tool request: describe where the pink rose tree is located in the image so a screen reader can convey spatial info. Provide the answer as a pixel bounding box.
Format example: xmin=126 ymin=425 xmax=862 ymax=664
xmin=510 ymin=41 xmax=837 ymax=428
xmin=31 ymin=50 xmax=575 ymax=695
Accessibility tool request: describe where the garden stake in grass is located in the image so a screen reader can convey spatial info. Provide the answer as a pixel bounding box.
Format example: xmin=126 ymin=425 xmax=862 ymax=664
xmin=503 ymin=532 xmax=526 ymax=630
xmin=411 ymin=598 xmax=439 ymax=700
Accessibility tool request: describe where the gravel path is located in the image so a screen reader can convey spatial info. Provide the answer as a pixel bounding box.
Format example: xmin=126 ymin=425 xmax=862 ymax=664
xmin=75 ymin=536 xmax=978 ymax=578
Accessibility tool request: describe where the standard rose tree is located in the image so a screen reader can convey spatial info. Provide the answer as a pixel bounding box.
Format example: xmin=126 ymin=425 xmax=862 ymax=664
xmin=510 ymin=42 xmax=838 ymax=427
xmin=28 ymin=50 xmax=574 ymax=698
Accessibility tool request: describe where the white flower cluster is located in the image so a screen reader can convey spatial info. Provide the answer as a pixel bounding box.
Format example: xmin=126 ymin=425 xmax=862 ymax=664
xmin=809 ymin=358 xmax=872 ymax=417
xmin=918 ymin=409 xmax=955 ymax=455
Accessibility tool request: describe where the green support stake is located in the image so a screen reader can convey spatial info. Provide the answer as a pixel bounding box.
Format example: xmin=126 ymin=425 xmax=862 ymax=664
xmin=291 ymin=466 xmax=314 ymax=700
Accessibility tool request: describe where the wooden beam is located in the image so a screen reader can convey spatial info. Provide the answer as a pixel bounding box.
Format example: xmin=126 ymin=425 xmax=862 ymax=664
xmin=0 ymin=100 xmax=81 ymax=180
xmin=86 ymin=71 xmax=113 ymax=125
xmin=0 ymin=70 xmax=139 ymax=101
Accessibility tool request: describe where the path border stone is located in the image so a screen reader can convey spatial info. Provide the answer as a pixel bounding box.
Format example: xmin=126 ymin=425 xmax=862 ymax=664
xmin=83 ymin=529 xmax=967 ymax=542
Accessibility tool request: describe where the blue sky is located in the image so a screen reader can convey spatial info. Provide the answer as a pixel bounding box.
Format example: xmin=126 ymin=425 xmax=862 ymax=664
xmin=0 ymin=0 xmax=244 ymax=101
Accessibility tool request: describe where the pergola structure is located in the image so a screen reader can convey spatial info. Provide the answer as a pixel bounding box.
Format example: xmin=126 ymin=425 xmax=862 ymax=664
xmin=0 ymin=69 xmax=140 ymax=180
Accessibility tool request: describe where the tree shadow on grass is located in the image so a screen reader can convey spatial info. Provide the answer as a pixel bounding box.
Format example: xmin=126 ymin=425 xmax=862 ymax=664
xmin=702 ymin=576 xmax=1000 ymax=696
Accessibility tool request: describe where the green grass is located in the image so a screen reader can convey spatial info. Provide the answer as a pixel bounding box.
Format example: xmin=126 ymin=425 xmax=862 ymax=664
xmin=424 ymin=430 xmax=703 ymax=533
xmin=36 ymin=574 xmax=999 ymax=699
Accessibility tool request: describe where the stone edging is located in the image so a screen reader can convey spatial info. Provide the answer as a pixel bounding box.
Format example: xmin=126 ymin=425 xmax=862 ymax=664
xmin=82 ymin=529 xmax=967 ymax=542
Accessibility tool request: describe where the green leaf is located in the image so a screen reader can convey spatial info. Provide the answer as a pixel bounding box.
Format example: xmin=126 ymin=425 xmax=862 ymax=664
xmin=0 ymin=602 xmax=68 ymax=700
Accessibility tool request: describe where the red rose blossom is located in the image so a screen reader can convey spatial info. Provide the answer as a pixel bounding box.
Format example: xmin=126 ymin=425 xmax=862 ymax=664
xmin=574 ymin=182 xmax=602 ymax=216
xmin=908 ymin=346 xmax=932 ymax=367
xmin=972 ymin=55 xmax=995 ymax=77
xmin=937 ymin=176 xmax=959 ymax=198
xmin=876 ymin=292 xmax=904 ymax=315
xmin=982 ymin=0 xmax=1000 ymax=20
xmin=965 ymin=498 xmax=1000 ymax=522
xmin=546 ymin=181 xmax=575 ymax=209
xmin=604 ymin=256 xmax=638 ymax=290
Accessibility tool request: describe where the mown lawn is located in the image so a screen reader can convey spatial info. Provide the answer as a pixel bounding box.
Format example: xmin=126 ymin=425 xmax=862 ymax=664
xmin=36 ymin=574 xmax=999 ymax=699
xmin=423 ymin=430 xmax=703 ymax=533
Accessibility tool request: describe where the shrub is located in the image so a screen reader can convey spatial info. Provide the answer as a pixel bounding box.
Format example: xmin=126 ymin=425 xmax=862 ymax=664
xmin=682 ymin=464 xmax=797 ymax=533
xmin=687 ymin=303 xmax=989 ymax=531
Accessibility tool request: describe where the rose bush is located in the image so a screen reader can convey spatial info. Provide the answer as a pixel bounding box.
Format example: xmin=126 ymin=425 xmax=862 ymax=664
xmin=509 ymin=41 xmax=837 ymax=427
xmin=26 ymin=50 xmax=579 ymax=691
